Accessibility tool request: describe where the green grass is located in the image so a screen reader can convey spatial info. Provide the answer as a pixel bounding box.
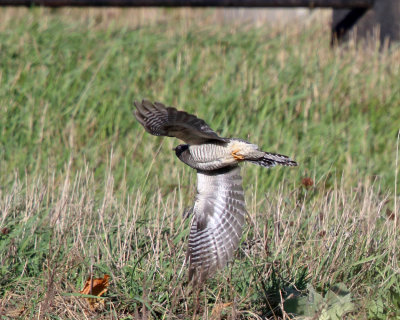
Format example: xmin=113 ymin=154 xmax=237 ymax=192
xmin=0 ymin=8 xmax=399 ymax=319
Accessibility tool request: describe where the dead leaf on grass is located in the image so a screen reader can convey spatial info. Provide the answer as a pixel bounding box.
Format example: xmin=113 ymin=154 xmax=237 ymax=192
xmin=79 ymin=274 xmax=110 ymax=310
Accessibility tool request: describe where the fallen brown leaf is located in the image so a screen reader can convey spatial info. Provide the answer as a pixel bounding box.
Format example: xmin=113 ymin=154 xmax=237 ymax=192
xmin=80 ymin=274 xmax=110 ymax=310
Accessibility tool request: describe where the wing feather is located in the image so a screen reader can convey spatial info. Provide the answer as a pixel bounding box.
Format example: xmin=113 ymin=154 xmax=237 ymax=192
xmin=187 ymin=166 xmax=246 ymax=285
xmin=134 ymin=100 xmax=226 ymax=144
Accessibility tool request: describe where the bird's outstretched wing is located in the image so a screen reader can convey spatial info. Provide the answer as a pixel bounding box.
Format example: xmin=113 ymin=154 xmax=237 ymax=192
xmin=134 ymin=100 xmax=226 ymax=145
xmin=187 ymin=166 xmax=246 ymax=285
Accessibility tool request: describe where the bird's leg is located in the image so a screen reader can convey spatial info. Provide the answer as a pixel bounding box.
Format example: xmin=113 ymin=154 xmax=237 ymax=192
xmin=231 ymin=149 xmax=245 ymax=161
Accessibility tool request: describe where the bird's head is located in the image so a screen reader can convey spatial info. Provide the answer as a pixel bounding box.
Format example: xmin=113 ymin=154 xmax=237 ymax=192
xmin=174 ymin=144 xmax=189 ymax=158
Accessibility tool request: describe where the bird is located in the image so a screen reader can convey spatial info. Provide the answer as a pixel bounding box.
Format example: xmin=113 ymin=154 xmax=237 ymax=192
xmin=134 ymin=99 xmax=297 ymax=285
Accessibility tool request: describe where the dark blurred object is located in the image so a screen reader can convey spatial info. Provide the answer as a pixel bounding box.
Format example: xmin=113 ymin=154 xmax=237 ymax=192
xmin=301 ymin=177 xmax=314 ymax=188
xmin=332 ymin=0 xmax=400 ymax=46
xmin=0 ymin=0 xmax=373 ymax=8
xmin=1 ymin=227 xmax=10 ymax=235
xmin=1 ymin=0 xmax=398 ymax=47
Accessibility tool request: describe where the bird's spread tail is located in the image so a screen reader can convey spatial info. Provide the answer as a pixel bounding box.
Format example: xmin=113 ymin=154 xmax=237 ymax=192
xmin=248 ymin=152 xmax=297 ymax=168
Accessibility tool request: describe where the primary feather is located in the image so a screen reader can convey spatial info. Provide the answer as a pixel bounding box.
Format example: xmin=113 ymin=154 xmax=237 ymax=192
xmin=134 ymin=100 xmax=225 ymax=145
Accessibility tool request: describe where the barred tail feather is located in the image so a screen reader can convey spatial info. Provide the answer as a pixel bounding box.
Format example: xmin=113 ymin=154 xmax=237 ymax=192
xmin=248 ymin=152 xmax=298 ymax=168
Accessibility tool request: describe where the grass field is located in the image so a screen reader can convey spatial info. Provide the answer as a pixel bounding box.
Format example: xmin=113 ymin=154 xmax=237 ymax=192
xmin=0 ymin=8 xmax=399 ymax=319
